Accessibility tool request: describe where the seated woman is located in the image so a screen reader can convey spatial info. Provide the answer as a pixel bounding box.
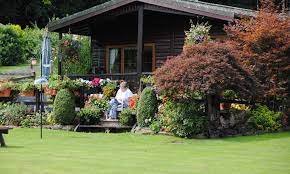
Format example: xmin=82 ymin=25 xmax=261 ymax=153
xmin=108 ymin=81 xmax=133 ymax=120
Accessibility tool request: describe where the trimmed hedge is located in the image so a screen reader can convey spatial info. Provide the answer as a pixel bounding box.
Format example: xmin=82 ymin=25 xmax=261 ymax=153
xmin=53 ymin=89 xmax=76 ymax=125
xmin=136 ymin=87 xmax=158 ymax=127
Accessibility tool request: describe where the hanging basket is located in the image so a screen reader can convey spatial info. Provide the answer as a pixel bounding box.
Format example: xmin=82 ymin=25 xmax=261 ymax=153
xmin=0 ymin=88 xmax=12 ymax=97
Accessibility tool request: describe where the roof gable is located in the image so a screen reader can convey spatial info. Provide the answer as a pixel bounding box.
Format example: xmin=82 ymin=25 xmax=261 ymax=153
xmin=48 ymin=0 xmax=255 ymax=32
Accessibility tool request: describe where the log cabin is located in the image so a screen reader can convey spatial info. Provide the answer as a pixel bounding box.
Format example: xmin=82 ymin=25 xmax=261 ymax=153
xmin=47 ymin=0 xmax=258 ymax=84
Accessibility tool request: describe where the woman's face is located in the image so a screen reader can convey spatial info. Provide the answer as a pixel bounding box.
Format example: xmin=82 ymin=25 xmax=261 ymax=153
xmin=121 ymin=86 xmax=127 ymax=92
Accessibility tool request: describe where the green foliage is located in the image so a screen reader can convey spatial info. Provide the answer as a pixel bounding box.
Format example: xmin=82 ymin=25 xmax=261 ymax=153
xmin=185 ymin=21 xmax=211 ymax=46
xmin=17 ymin=81 xmax=36 ymax=92
xmin=20 ymin=113 xmax=49 ymax=128
xmin=160 ymin=101 xmax=206 ymax=138
xmin=248 ymin=105 xmax=282 ymax=132
xmin=0 ymin=25 xmax=25 ymax=65
xmin=149 ymin=120 xmax=162 ymax=134
xmin=136 ymin=87 xmax=158 ymax=127
xmin=77 ymin=107 xmax=101 ymax=125
xmin=53 ymin=89 xmax=76 ymax=125
xmin=0 ymin=81 xmax=18 ymax=90
xmin=62 ymin=37 xmax=92 ymax=75
xmin=119 ymin=108 xmax=136 ymax=126
xmin=22 ymin=26 xmax=42 ymax=61
xmin=0 ymin=102 xmax=29 ymax=126
xmin=92 ymin=99 xmax=109 ymax=112
xmin=222 ymin=89 xmax=238 ymax=100
xmin=102 ymin=82 xmax=117 ymax=99
xmin=140 ymin=75 xmax=154 ymax=85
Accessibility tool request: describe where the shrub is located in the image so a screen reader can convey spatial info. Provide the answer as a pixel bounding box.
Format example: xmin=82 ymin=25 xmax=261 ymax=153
xmin=136 ymin=87 xmax=158 ymax=127
xmin=0 ymin=103 xmax=29 ymax=126
xmin=20 ymin=113 xmax=48 ymax=128
xmin=154 ymin=42 xmax=259 ymax=99
xmin=149 ymin=120 xmax=162 ymax=134
xmin=160 ymin=100 xmax=206 ymax=138
xmin=248 ymin=105 xmax=282 ymax=132
xmin=119 ymin=108 xmax=136 ymax=126
xmin=53 ymin=89 xmax=76 ymax=125
xmin=77 ymin=107 xmax=102 ymax=125
xmin=0 ymin=25 xmax=25 ymax=65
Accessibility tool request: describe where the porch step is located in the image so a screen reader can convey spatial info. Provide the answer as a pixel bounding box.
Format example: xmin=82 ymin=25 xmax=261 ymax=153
xmin=74 ymin=119 xmax=132 ymax=133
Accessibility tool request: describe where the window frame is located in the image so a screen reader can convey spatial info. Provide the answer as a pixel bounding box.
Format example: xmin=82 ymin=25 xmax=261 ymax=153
xmin=105 ymin=43 xmax=155 ymax=74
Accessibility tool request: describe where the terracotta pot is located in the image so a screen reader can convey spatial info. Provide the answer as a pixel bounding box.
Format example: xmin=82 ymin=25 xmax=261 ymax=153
xmin=44 ymin=87 xmax=57 ymax=96
xmin=220 ymin=103 xmax=231 ymax=110
xmin=0 ymin=88 xmax=12 ymax=97
xmin=20 ymin=90 xmax=35 ymax=97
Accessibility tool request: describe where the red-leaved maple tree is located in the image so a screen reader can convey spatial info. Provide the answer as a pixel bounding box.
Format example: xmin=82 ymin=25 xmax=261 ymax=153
xmin=154 ymin=42 xmax=259 ymax=99
xmin=225 ymin=0 xmax=290 ymax=99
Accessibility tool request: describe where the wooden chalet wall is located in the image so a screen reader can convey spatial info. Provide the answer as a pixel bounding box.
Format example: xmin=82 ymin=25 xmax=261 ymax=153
xmin=90 ymin=10 xmax=227 ymax=72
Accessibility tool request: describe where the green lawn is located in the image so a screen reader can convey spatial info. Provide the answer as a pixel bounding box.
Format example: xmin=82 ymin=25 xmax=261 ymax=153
xmin=0 ymin=64 xmax=30 ymax=73
xmin=1 ymin=128 xmax=290 ymax=174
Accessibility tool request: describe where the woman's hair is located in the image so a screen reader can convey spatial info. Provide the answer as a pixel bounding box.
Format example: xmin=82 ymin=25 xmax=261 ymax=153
xmin=120 ymin=81 xmax=128 ymax=88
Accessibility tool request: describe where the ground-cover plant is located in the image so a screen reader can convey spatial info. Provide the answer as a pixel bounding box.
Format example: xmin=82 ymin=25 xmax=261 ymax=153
xmin=160 ymin=100 xmax=207 ymax=138
xmin=136 ymin=87 xmax=158 ymax=127
xmin=20 ymin=112 xmax=49 ymax=128
xmin=77 ymin=107 xmax=102 ymax=125
xmin=149 ymin=119 xmax=162 ymax=134
xmin=248 ymin=105 xmax=282 ymax=132
xmin=119 ymin=108 xmax=136 ymax=126
xmin=52 ymin=89 xmax=76 ymax=125
xmin=0 ymin=102 xmax=29 ymax=126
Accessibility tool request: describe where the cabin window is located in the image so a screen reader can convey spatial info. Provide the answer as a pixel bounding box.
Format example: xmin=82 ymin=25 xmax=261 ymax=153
xmin=108 ymin=48 xmax=121 ymax=73
xmin=106 ymin=44 xmax=155 ymax=74
xmin=124 ymin=47 xmax=137 ymax=73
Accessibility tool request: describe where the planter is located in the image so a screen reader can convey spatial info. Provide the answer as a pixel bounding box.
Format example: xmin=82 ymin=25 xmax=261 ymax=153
xmin=20 ymin=90 xmax=35 ymax=97
xmin=220 ymin=103 xmax=231 ymax=110
xmin=0 ymin=88 xmax=12 ymax=97
xmin=44 ymin=87 xmax=58 ymax=96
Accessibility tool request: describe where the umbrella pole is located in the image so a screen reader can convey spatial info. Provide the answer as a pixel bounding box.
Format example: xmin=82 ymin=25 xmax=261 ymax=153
xmin=40 ymin=84 xmax=43 ymax=139
xmin=40 ymin=42 xmax=43 ymax=140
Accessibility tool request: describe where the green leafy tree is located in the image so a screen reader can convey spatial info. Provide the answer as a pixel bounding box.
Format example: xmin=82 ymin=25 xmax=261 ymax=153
xmin=0 ymin=25 xmax=25 ymax=65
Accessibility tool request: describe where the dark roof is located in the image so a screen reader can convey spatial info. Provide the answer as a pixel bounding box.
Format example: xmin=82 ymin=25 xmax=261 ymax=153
xmin=48 ymin=0 xmax=255 ymax=32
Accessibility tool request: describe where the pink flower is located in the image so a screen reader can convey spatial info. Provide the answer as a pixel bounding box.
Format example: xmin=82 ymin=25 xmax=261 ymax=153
xmin=90 ymin=78 xmax=101 ymax=87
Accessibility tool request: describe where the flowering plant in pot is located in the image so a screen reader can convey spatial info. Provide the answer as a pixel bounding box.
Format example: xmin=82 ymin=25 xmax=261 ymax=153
xmin=45 ymin=75 xmax=60 ymax=96
xmin=0 ymin=81 xmax=16 ymax=97
xmin=18 ymin=81 xmax=36 ymax=97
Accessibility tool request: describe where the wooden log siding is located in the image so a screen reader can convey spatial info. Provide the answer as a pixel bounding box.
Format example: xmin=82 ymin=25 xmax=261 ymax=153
xmin=90 ymin=11 xmax=227 ymax=72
